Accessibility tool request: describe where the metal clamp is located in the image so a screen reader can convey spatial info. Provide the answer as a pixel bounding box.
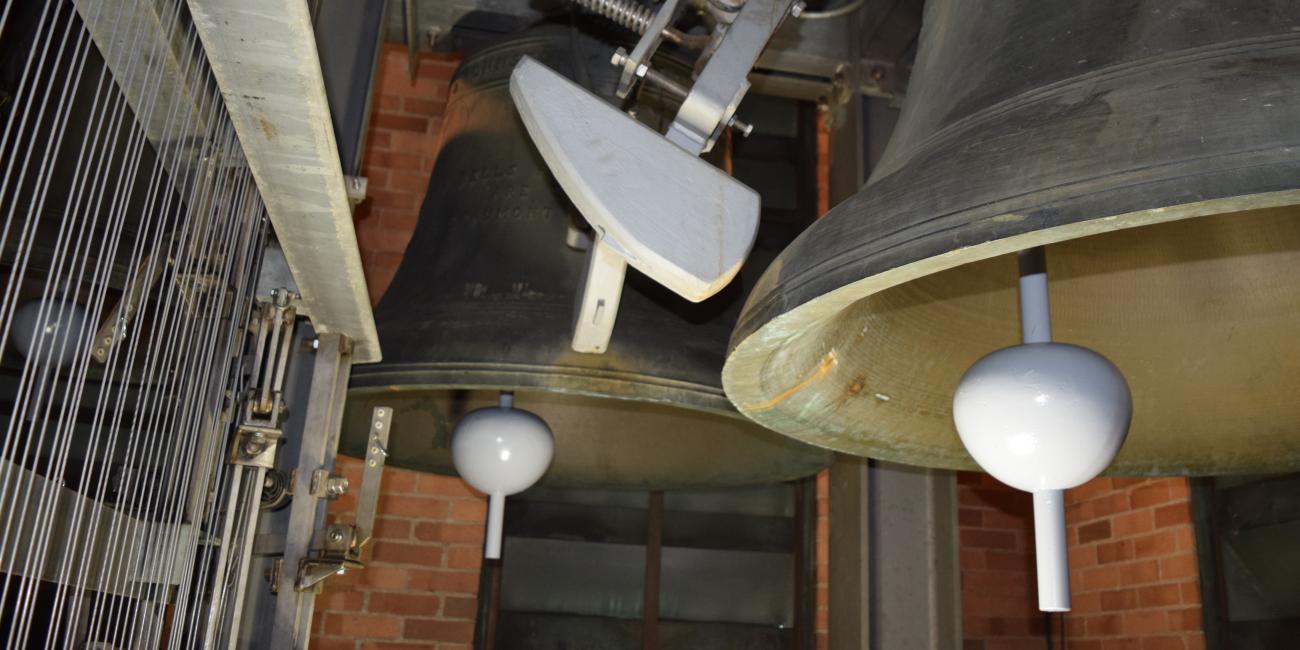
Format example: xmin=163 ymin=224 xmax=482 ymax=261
xmin=296 ymin=523 xmax=364 ymax=592
xmin=615 ymin=0 xmax=682 ymax=99
xmin=308 ymin=469 xmax=349 ymax=499
xmin=665 ymin=0 xmax=799 ymax=154
xmin=294 ymin=406 xmax=392 ymax=592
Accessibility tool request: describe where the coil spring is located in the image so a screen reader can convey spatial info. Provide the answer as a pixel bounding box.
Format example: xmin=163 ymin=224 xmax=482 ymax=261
xmin=569 ymin=0 xmax=653 ymax=34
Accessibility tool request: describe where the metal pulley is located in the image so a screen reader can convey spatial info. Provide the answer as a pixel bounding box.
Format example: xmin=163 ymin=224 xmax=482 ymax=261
xmin=723 ymin=0 xmax=1300 ymax=476
xmin=342 ymin=28 xmax=830 ymax=489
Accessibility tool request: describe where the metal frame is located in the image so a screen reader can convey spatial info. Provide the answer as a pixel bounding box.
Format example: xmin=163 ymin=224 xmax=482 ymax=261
xmin=187 ymin=0 xmax=382 ymax=364
xmin=266 ymin=333 xmax=353 ymax=647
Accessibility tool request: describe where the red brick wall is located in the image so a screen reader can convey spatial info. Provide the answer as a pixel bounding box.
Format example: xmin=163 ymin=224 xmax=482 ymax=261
xmin=353 ymin=46 xmax=461 ymax=304
xmin=311 ymin=46 xmax=488 ymax=650
xmin=312 ymin=458 xmax=488 ymax=650
xmin=959 ymin=473 xmax=1206 ymax=650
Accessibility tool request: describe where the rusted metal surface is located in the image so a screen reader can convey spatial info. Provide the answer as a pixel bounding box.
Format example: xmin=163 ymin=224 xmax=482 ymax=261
xmin=723 ymin=0 xmax=1300 ymax=476
xmin=343 ymin=28 xmax=830 ymax=488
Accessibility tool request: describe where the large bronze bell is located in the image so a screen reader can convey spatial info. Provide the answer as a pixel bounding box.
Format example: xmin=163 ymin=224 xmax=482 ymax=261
xmin=342 ymin=28 xmax=830 ymax=488
xmin=723 ymin=0 xmax=1300 ymax=476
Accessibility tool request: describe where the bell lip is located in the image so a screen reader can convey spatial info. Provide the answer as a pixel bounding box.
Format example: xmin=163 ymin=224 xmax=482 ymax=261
xmin=349 ymin=360 xmax=739 ymax=416
xmin=723 ymin=191 xmax=1300 ymax=476
xmin=341 ymin=384 xmax=835 ymax=489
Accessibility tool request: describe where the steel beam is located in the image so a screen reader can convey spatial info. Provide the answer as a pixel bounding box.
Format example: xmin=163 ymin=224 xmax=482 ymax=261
xmin=186 ymin=0 xmax=381 ymax=363
xmin=269 ymin=333 xmax=353 ymax=648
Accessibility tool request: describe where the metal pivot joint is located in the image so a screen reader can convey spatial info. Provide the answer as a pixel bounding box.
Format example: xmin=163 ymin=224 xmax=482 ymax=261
xmin=511 ymin=0 xmax=796 ymax=354
xmin=295 ymin=405 xmax=391 ymax=593
xmin=229 ymin=289 xmax=298 ymax=468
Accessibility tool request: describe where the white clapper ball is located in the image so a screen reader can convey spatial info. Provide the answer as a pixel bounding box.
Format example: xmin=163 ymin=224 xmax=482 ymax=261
xmin=12 ymin=298 xmax=89 ymax=368
xmin=450 ymin=405 xmax=554 ymax=496
xmin=953 ymin=343 xmax=1132 ymax=493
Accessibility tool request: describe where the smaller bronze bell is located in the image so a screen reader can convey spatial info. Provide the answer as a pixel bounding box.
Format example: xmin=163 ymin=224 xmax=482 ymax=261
xmin=343 ymin=27 xmax=830 ymax=489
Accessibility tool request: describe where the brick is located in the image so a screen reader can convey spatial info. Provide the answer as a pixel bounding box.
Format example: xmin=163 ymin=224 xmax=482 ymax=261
xmin=1165 ymin=479 xmax=1191 ymax=500
xmin=1130 ymin=483 xmax=1173 ymax=508
xmin=1102 ymin=639 xmax=1142 ymax=650
xmin=443 ymin=595 xmax=479 ymax=620
xmin=1069 ymin=543 xmax=1098 ymax=569
xmin=1171 ymin=526 xmax=1196 ymax=553
xmin=368 ymin=130 xmax=392 ymax=150
xmin=1100 ymin=588 xmax=1138 ymax=611
xmin=1097 ymin=540 xmax=1133 ymax=564
xmin=318 ymin=590 xmax=365 ymax=612
xmin=1070 ymin=477 xmax=1113 ymax=502
xmin=404 ymin=619 xmax=474 ymax=644
xmin=388 ymin=171 xmax=432 ymax=195
xmin=1122 ymin=610 xmax=1168 ymax=635
xmin=378 ymin=494 xmax=449 ymax=518
xmin=1119 ymin=559 xmax=1160 ymax=585
xmin=1078 ymin=520 xmax=1112 ymax=544
xmin=1168 ymin=606 xmax=1202 ymax=631
xmin=312 ymin=638 xmax=356 ymax=650
xmin=379 ymin=469 xmax=419 ymax=493
xmin=1138 ymin=584 xmax=1183 ymax=608
xmin=1112 ymin=509 xmax=1155 ymax=537
xmin=986 ymin=550 xmax=1031 ymax=572
xmin=415 ymin=522 xmax=484 ymax=545
xmin=372 ymin=541 xmax=445 ymax=566
xmin=449 ymin=499 xmax=487 ymax=523
xmin=404 ymin=97 xmax=447 ymax=117
xmin=368 ymin=592 xmax=441 ymax=617
xmin=1140 ymin=637 xmax=1185 ymax=650
xmin=376 ymin=95 xmax=402 ymax=111
xmin=1159 ymin=554 xmax=1198 ymax=580
xmin=1133 ymin=530 xmax=1178 ymax=558
xmin=417 ymin=474 xmax=481 ymax=498
xmin=387 ymin=129 xmax=443 ymax=154
xmin=446 ymin=545 xmax=484 ymax=571
xmin=373 ymin=113 xmax=430 ymax=133
xmin=353 ymin=566 xmax=412 ymax=591
xmin=409 ymin=569 xmax=479 ymax=594
xmin=959 ymin=508 xmax=983 ymax=527
xmin=1085 ymin=613 xmax=1122 ymax=636
xmin=373 ymin=517 xmax=411 ymax=541
xmin=1154 ymin=502 xmax=1192 ymax=528
xmin=1080 ymin=565 xmax=1120 ymax=591
xmin=1184 ymin=634 xmax=1207 ymax=650
xmin=323 ymin=613 xmax=402 ymax=639
xmin=1180 ymin=581 xmax=1201 ymax=604
xmin=367 ymin=150 xmax=425 ymax=170
xmin=961 ymin=529 xmax=1017 ymax=550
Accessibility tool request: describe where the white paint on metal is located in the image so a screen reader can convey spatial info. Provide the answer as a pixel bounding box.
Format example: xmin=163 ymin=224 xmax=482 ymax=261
xmin=510 ymin=56 xmax=759 ymax=351
xmin=186 ymin=0 xmax=380 ymax=363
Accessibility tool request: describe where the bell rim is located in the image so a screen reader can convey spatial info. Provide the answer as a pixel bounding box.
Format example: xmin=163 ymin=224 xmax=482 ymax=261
xmin=723 ymin=190 xmax=1300 ymax=477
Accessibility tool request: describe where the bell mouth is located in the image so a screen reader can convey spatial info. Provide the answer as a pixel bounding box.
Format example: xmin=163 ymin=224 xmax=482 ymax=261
xmin=724 ymin=200 xmax=1300 ymax=476
xmin=343 ymin=386 xmax=833 ymax=490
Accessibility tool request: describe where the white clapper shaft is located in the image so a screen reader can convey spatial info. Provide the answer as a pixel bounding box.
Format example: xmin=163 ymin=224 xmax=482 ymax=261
xmin=1020 ymin=247 xmax=1071 ymax=612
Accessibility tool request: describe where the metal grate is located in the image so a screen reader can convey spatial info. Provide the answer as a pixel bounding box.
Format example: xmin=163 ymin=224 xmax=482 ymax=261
xmin=0 ymin=0 xmax=273 ymax=646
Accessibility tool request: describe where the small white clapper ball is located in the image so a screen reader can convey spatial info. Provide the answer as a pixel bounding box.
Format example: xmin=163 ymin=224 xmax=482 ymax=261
xmin=953 ymin=342 xmax=1131 ymax=493
xmin=12 ymin=298 xmax=89 ymax=368
xmin=954 ymin=341 xmax=1131 ymax=612
xmin=450 ymin=394 xmax=554 ymax=559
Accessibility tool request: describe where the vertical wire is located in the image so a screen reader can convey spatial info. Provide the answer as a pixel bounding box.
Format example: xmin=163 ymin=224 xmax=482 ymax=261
xmin=0 ymin=2 xmax=108 ymax=630
xmin=0 ymin=0 xmax=281 ymax=644
xmin=42 ymin=0 xmax=199 ymax=640
xmin=9 ymin=3 xmax=164 ymax=636
xmin=5 ymin=0 xmax=176 ymax=640
xmin=88 ymin=59 xmax=241 ymax=645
